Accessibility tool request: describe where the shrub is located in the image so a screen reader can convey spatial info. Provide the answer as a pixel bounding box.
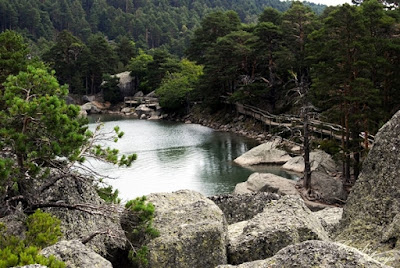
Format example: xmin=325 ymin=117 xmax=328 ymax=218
xmin=125 ymin=196 xmax=159 ymax=267
xmin=318 ymin=139 xmax=340 ymax=156
xmin=95 ymin=184 xmax=121 ymax=204
xmin=25 ymin=209 xmax=62 ymax=248
xmin=0 ymin=210 xmax=64 ymax=268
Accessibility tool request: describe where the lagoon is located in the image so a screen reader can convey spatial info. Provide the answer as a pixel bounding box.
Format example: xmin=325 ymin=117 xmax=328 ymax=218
xmin=87 ymin=115 xmax=297 ymax=201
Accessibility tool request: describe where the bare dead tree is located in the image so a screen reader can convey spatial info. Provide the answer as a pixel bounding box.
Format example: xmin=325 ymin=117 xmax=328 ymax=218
xmin=287 ymin=71 xmax=313 ymax=196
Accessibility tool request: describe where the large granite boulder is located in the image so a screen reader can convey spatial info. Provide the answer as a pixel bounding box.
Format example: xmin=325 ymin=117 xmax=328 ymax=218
xmin=303 ymin=171 xmax=347 ymax=204
xmin=82 ymin=95 xmax=96 ymax=103
xmin=337 ymin=110 xmax=400 ymax=252
xmin=312 ymin=207 xmax=343 ymax=236
xmin=115 ymin=71 xmax=134 ymax=96
xmin=0 ymin=209 xmax=27 ymax=240
xmin=233 ymin=173 xmax=299 ymax=197
xmin=282 ymin=150 xmax=337 ymax=173
xmin=41 ymin=240 xmax=112 ymax=268
xmin=81 ymin=102 xmax=100 ymax=114
xmin=208 ymin=192 xmax=280 ymax=224
xmin=283 ymin=150 xmax=346 ymax=204
xmin=375 ymin=250 xmax=400 ymax=268
xmin=234 ymin=139 xmax=292 ymax=166
xmin=217 ymin=240 xmax=390 ymax=268
xmin=144 ymin=190 xmax=227 ymax=268
xmin=36 ymin=171 xmax=126 ymax=259
xmin=227 ymin=196 xmax=329 ymax=265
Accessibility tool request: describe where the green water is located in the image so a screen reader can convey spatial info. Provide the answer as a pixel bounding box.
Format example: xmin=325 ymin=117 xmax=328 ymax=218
xmin=86 ymin=115 xmax=298 ymax=201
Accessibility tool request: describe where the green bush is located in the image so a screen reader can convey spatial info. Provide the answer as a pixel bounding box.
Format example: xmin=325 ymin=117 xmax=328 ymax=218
xmin=0 ymin=210 xmax=64 ymax=268
xmin=25 ymin=209 xmax=62 ymax=248
xmin=318 ymin=139 xmax=340 ymax=156
xmin=95 ymin=184 xmax=121 ymax=204
xmin=125 ymin=196 xmax=159 ymax=267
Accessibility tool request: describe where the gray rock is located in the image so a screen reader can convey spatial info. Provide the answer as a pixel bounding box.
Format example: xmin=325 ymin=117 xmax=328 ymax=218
xmin=136 ymin=104 xmax=153 ymax=118
xmin=145 ymin=190 xmax=227 ymax=268
xmin=282 ymin=150 xmax=337 ymax=173
xmin=0 ymin=210 xmax=27 ymax=240
xmin=80 ymin=102 xmax=93 ymax=111
xmin=234 ymin=139 xmax=292 ymax=166
xmin=217 ymin=240 xmax=391 ymax=268
xmin=298 ymin=171 xmax=347 ymax=204
xmin=115 ymin=71 xmax=134 ymax=96
xmin=337 ymin=110 xmax=400 ymax=251
xmin=80 ymin=102 xmax=102 ymax=114
xmin=148 ymin=114 xmax=160 ymax=120
xmin=208 ymin=192 xmax=280 ymax=224
xmin=79 ymin=109 xmax=87 ymax=118
xmin=312 ymin=207 xmax=343 ymax=235
xmin=36 ymin=171 xmax=126 ymax=258
xmin=41 ymin=240 xmax=112 ymax=268
xmin=283 ymin=150 xmax=346 ymax=204
xmin=82 ymin=95 xmax=95 ymax=103
xmin=227 ymin=196 xmax=329 ymax=265
xmin=146 ymin=90 xmax=157 ymax=98
xmin=121 ymin=107 xmax=133 ymax=114
xmin=134 ymin=91 xmax=144 ymax=97
xmin=374 ymin=250 xmax=400 ymax=268
xmin=233 ymin=173 xmax=299 ymax=196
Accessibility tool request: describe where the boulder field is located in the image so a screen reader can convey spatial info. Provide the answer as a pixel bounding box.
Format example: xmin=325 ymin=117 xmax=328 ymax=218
xmin=5 ymin=109 xmax=400 ymax=267
xmin=233 ymin=139 xmax=347 ymax=205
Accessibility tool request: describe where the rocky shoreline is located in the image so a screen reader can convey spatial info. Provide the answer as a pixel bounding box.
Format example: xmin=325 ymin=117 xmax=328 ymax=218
xmin=33 ymin=97 xmax=399 ymax=267
xmin=78 ymin=93 xmax=277 ymax=144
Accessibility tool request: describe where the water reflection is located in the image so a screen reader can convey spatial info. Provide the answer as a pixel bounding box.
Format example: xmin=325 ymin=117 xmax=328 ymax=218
xmin=86 ymin=115 xmax=297 ymax=201
xmin=156 ymin=146 xmax=189 ymax=162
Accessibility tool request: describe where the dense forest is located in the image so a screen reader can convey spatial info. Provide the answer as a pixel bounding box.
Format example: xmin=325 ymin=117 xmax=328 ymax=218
xmin=0 ymin=0 xmax=325 ymax=55
xmin=181 ymin=0 xmax=399 ymax=183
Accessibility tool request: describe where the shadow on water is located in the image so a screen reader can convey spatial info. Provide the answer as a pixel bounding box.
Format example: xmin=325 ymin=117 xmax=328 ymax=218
xmin=156 ymin=146 xmax=189 ymax=162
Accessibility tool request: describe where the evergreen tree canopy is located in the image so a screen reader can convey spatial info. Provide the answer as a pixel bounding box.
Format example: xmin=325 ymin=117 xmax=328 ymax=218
xmin=0 ymin=31 xmax=136 ymax=215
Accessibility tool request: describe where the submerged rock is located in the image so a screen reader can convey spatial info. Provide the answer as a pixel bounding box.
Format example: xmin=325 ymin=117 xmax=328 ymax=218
xmin=234 ymin=139 xmax=292 ymax=166
xmin=337 ymin=110 xmax=400 ymax=252
xmin=145 ymin=190 xmax=227 ymax=268
xmin=217 ymin=240 xmax=391 ymax=268
xmin=227 ymin=196 xmax=329 ymax=265
xmin=208 ymin=192 xmax=280 ymax=224
xmin=41 ymin=240 xmax=112 ymax=268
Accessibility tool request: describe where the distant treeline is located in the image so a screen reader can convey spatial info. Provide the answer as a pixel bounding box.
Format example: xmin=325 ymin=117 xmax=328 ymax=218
xmin=0 ymin=0 xmax=325 ymax=56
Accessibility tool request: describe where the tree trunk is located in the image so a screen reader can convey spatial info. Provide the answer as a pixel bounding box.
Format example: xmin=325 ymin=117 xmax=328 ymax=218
xmin=344 ymin=104 xmax=351 ymax=183
xmin=303 ymin=106 xmax=311 ymax=191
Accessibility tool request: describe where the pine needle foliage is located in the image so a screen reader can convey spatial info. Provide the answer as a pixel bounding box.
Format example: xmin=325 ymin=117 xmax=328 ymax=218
xmin=0 ymin=210 xmax=64 ymax=268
